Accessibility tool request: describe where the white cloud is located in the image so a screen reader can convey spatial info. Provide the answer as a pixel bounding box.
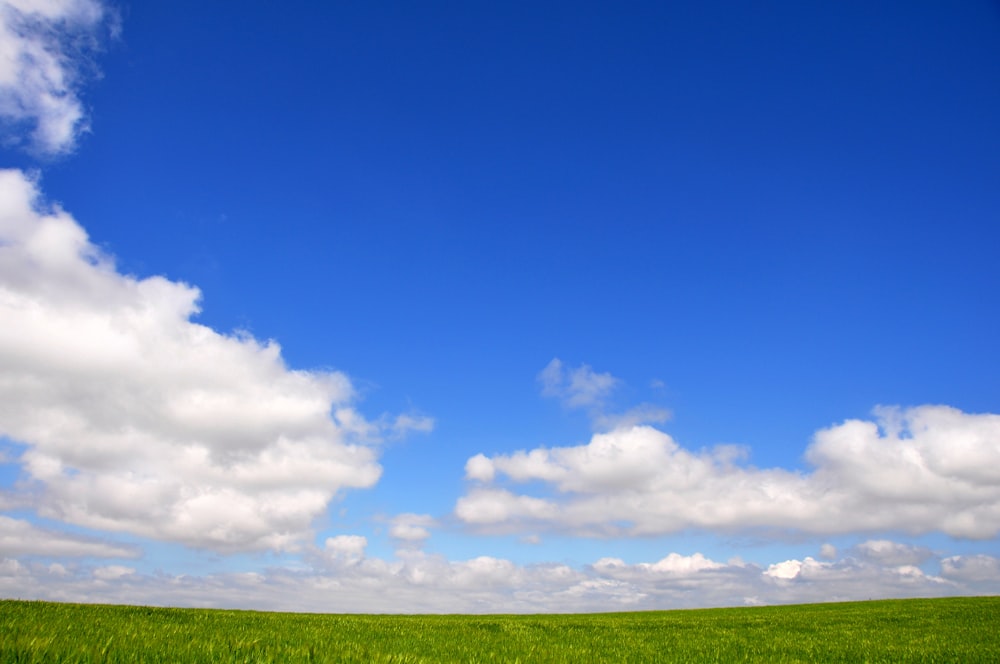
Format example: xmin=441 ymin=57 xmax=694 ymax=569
xmin=464 ymin=453 xmax=495 ymax=482
xmin=323 ymin=535 xmax=367 ymax=563
xmin=0 ymin=0 xmax=109 ymax=154
xmin=537 ymin=359 xmax=670 ymax=431
xmin=765 ymin=558 xmax=812 ymax=580
xmin=455 ymin=406 xmax=1000 ymax=539
xmin=538 ymin=358 xmax=619 ymax=409
xmin=92 ymin=564 xmax=133 ymax=581
xmin=1 ymin=542 xmax=991 ymax=613
xmin=593 ymin=552 xmax=725 ymax=576
xmin=854 ymin=540 xmax=932 ymax=567
xmin=592 ymin=403 xmax=671 ymax=432
xmin=0 ymin=515 xmax=138 ymax=558
xmin=806 ymin=405 xmax=1000 ymax=537
xmin=386 ymin=413 xmax=435 ymax=438
xmin=455 ymin=488 xmax=558 ymax=525
xmin=759 ymin=554 xmax=954 ymax=605
xmin=0 ymin=169 xmax=425 ymax=552
xmin=940 ymin=554 xmax=1000 ymax=584
xmin=388 ymin=513 xmax=435 ymax=543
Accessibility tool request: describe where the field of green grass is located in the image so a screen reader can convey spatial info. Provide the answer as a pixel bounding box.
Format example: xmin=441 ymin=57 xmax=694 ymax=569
xmin=1 ymin=596 xmax=997 ymax=662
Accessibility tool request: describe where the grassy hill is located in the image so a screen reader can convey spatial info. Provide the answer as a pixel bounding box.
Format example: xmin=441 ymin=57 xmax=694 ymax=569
xmin=1 ymin=596 xmax=998 ymax=662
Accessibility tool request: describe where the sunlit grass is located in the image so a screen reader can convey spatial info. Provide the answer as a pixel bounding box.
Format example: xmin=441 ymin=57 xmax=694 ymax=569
xmin=1 ymin=596 xmax=997 ymax=662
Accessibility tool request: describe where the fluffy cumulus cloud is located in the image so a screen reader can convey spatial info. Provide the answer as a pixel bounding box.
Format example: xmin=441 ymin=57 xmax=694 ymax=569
xmin=2 ymin=543 xmax=996 ymax=613
xmin=456 ymin=406 xmax=1000 ymax=539
xmin=0 ymin=0 xmax=111 ymax=154
xmin=0 ymin=169 xmax=424 ymax=552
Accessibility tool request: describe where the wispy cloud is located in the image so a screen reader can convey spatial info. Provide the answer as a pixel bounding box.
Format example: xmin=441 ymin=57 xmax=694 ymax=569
xmin=853 ymin=540 xmax=933 ymax=567
xmin=0 ymin=169 xmax=426 ymax=552
xmin=591 ymin=403 xmax=671 ymax=432
xmin=0 ymin=0 xmax=112 ymax=155
xmin=538 ymin=358 xmax=669 ymax=430
xmin=0 ymin=515 xmax=138 ymax=558
xmin=538 ymin=358 xmax=619 ymax=410
xmin=456 ymin=405 xmax=1000 ymax=539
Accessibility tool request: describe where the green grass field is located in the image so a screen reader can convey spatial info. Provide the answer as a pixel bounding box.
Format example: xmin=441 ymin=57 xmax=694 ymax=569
xmin=1 ymin=596 xmax=997 ymax=662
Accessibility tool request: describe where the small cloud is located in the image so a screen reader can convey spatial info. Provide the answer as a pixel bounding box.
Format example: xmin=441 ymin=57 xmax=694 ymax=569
xmin=386 ymin=412 xmax=435 ymax=438
xmin=538 ymin=360 xmax=670 ymax=433
xmin=819 ymin=543 xmax=837 ymax=560
xmin=538 ymin=358 xmax=619 ymax=410
xmin=323 ymin=535 xmax=367 ymax=563
xmin=855 ymin=540 xmax=932 ymax=567
xmin=389 ymin=513 xmax=435 ymax=544
xmin=93 ymin=565 xmax=134 ymax=581
xmin=764 ymin=559 xmax=806 ymax=580
xmin=647 ymin=553 xmax=726 ymax=574
xmin=592 ymin=404 xmax=672 ymax=431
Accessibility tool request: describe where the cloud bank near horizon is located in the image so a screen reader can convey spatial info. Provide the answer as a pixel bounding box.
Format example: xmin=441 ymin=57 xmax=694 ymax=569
xmin=2 ymin=535 xmax=996 ymax=613
xmin=459 ymin=395 xmax=1000 ymax=540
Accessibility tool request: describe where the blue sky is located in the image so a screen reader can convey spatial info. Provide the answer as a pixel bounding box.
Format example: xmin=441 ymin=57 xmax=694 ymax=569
xmin=0 ymin=0 xmax=998 ymax=612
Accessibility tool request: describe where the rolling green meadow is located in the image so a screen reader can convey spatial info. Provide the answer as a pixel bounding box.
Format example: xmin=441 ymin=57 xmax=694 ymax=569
xmin=1 ymin=596 xmax=998 ymax=662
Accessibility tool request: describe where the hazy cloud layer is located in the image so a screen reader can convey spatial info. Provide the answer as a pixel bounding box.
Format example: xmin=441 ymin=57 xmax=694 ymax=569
xmin=0 ymin=169 xmax=424 ymax=552
xmin=457 ymin=406 xmax=1000 ymax=539
xmin=1 ymin=543 xmax=995 ymax=613
xmin=853 ymin=540 xmax=933 ymax=567
xmin=0 ymin=0 xmax=110 ymax=154
xmin=0 ymin=515 xmax=137 ymax=558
